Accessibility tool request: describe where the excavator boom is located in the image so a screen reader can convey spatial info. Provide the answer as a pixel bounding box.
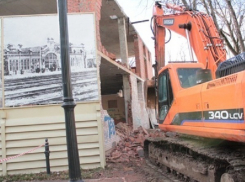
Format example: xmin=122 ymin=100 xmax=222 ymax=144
xmin=153 ymin=3 xmax=226 ymax=78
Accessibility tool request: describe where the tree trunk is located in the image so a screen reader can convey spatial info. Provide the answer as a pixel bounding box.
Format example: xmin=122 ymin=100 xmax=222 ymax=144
xmin=206 ymin=1 xmax=220 ymax=32
xmin=181 ymin=0 xmax=189 ymax=8
xmin=225 ymin=0 xmax=245 ymax=53
xmin=200 ymin=0 xmax=210 ymax=15
xmin=192 ymin=0 xmax=197 ymax=10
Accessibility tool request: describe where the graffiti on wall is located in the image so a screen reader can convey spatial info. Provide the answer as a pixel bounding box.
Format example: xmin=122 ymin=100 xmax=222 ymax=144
xmin=104 ymin=116 xmax=116 ymax=139
xmin=102 ymin=110 xmax=120 ymax=152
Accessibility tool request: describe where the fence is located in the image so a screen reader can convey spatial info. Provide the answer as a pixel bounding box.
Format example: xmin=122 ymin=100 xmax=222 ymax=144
xmin=0 ymin=102 xmax=105 ymax=175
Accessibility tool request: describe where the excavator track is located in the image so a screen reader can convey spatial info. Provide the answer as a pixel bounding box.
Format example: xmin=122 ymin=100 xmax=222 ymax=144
xmin=144 ymin=135 xmax=245 ymax=182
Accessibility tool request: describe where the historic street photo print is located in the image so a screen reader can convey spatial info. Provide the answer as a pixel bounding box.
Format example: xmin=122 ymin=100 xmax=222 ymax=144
xmin=3 ymin=14 xmax=98 ymax=107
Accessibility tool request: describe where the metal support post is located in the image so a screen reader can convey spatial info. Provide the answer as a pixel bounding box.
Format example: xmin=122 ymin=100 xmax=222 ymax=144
xmin=44 ymin=139 xmax=51 ymax=175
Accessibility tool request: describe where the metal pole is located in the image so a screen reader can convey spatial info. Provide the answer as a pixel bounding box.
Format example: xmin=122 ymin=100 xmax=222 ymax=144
xmin=44 ymin=139 xmax=51 ymax=175
xmin=57 ymin=0 xmax=83 ymax=181
xmin=131 ymin=19 xmax=149 ymax=24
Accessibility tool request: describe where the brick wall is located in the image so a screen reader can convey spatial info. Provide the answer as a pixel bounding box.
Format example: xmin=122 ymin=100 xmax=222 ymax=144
xmin=145 ymin=47 xmax=153 ymax=79
xmin=134 ymin=35 xmax=146 ymax=79
xmin=134 ymin=34 xmax=153 ymax=80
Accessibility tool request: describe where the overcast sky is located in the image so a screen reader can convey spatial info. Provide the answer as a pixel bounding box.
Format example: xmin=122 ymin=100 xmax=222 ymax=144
xmin=116 ymin=0 xmax=191 ymax=63
xmin=116 ymin=0 xmax=154 ymax=58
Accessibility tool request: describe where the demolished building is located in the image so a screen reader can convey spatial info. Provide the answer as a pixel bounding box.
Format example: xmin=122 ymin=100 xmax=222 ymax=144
xmin=0 ymin=0 xmax=156 ymax=175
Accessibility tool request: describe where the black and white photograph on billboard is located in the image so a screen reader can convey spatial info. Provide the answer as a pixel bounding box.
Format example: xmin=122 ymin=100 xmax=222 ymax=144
xmin=0 ymin=18 xmax=2 ymax=108
xmin=3 ymin=14 xmax=98 ymax=107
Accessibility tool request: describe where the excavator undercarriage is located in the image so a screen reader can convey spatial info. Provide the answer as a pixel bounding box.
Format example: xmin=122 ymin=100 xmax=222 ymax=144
xmin=144 ymin=136 xmax=245 ymax=182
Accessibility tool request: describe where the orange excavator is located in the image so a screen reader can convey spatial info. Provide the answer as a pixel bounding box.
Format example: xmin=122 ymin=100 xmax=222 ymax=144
xmin=144 ymin=2 xmax=245 ymax=182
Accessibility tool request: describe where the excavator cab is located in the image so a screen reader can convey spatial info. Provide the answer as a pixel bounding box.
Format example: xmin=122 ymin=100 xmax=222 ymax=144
xmin=158 ymin=63 xmax=208 ymax=124
xmin=158 ymin=68 xmax=173 ymax=122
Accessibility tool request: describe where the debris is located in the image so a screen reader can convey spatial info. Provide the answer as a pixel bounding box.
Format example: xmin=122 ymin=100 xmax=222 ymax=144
xmin=136 ymin=146 xmax=144 ymax=157
xmin=165 ymin=131 xmax=178 ymax=137
xmin=148 ymin=129 xmax=166 ymax=138
xmin=106 ymin=122 xmax=166 ymax=163
xmin=139 ymin=126 xmax=149 ymax=136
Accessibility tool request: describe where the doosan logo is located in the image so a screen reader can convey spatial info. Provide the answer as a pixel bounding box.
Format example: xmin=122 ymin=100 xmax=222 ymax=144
xmin=163 ymin=19 xmax=174 ymax=25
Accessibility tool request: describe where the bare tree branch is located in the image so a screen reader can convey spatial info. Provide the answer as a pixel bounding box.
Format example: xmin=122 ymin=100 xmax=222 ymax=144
xmin=200 ymin=0 xmax=210 ymax=15
xmin=214 ymin=1 xmax=239 ymax=54
xmin=159 ymin=0 xmax=245 ymax=55
xmin=224 ymin=0 xmax=245 ymax=52
xmin=192 ymin=0 xmax=197 ymax=10
xmin=220 ymin=30 xmax=237 ymax=55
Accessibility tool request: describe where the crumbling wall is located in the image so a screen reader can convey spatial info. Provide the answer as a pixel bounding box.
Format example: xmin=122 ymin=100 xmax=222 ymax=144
xmin=130 ymin=76 xmax=150 ymax=129
xmin=101 ymin=95 xmax=125 ymax=124
xmin=134 ymin=34 xmax=154 ymax=80
xmin=101 ymin=109 xmax=120 ymax=152
xmin=134 ymin=35 xmax=146 ymax=79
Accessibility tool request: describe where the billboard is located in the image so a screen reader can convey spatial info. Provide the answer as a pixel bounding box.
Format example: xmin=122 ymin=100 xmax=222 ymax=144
xmin=2 ymin=14 xmax=98 ymax=107
xmin=0 ymin=18 xmax=2 ymax=108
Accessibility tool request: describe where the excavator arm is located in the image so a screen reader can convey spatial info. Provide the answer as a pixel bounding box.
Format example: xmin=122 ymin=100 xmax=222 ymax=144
xmin=153 ymin=2 xmax=226 ymax=78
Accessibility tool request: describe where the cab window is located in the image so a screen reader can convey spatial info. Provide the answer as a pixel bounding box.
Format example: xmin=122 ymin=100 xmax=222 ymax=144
xmin=158 ymin=70 xmax=173 ymax=122
xmin=177 ymin=68 xmax=201 ymax=88
xmin=158 ymin=74 xmax=167 ymax=102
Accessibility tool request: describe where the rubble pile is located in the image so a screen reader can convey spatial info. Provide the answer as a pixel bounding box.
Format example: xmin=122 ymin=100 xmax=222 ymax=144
xmin=106 ymin=122 xmax=166 ymax=163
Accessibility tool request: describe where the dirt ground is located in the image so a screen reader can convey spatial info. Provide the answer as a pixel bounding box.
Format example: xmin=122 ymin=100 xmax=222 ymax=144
xmin=82 ymin=158 xmax=175 ymax=182
xmin=0 ymin=157 xmax=176 ymax=182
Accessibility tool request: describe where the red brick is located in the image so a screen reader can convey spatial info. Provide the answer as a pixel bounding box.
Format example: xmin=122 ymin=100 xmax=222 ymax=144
xmin=136 ymin=146 xmax=144 ymax=157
